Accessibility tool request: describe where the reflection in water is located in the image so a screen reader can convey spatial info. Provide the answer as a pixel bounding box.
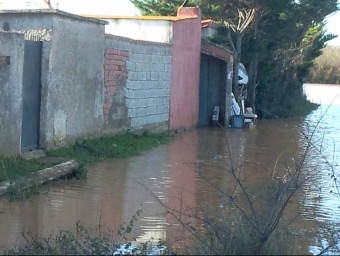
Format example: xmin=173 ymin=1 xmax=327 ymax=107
xmin=0 ymin=84 xmax=340 ymax=255
xmin=303 ymin=84 xmax=340 ymax=223
xmin=302 ymin=84 xmax=340 ymax=255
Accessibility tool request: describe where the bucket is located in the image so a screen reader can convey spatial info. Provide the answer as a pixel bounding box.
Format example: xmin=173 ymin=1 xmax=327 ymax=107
xmin=230 ymin=115 xmax=244 ymax=128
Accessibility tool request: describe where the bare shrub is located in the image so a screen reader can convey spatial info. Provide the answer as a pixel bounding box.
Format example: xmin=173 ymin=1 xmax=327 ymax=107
xmin=140 ymin=107 xmax=338 ymax=255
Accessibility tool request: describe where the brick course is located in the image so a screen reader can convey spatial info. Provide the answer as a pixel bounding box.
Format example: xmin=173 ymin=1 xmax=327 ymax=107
xmin=104 ymin=47 xmax=128 ymax=126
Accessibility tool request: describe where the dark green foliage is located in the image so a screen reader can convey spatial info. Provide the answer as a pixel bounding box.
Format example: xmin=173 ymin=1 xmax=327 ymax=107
xmin=242 ymin=1 xmax=338 ymax=117
xmin=129 ymin=0 xmax=197 ymax=16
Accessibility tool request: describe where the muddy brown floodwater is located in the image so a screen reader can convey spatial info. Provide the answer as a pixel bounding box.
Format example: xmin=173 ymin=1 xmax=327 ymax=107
xmin=0 ymin=84 xmax=340 ymax=255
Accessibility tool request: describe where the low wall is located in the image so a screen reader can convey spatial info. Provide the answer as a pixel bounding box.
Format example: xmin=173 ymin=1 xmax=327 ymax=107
xmin=43 ymin=12 xmax=106 ymax=149
xmin=104 ymin=35 xmax=172 ymax=134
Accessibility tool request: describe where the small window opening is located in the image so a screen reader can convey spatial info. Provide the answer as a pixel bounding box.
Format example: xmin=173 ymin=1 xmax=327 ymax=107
xmin=0 ymin=56 xmax=10 ymax=65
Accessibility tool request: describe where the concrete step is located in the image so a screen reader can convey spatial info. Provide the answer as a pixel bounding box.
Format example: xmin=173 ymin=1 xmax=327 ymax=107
xmin=21 ymin=150 xmax=46 ymax=160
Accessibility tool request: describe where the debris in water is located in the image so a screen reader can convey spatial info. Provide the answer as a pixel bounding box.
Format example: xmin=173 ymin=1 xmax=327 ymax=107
xmin=112 ymin=243 xmax=167 ymax=255
xmin=112 ymin=244 xmax=137 ymax=255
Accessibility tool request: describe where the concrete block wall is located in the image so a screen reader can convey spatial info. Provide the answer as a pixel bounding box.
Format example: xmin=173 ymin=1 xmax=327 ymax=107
xmin=104 ymin=35 xmax=172 ymax=134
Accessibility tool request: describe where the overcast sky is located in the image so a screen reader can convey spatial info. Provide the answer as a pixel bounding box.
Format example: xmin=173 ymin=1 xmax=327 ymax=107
xmin=1 ymin=0 xmax=339 ymax=46
xmin=325 ymin=10 xmax=340 ymax=46
xmin=51 ymin=0 xmax=141 ymax=16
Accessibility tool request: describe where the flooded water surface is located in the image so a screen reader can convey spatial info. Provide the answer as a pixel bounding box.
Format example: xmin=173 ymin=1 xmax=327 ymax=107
xmin=0 ymin=84 xmax=340 ymax=254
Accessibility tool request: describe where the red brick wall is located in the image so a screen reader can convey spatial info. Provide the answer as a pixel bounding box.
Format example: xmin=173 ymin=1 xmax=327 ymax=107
xmin=103 ymin=48 xmax=128 ymax=126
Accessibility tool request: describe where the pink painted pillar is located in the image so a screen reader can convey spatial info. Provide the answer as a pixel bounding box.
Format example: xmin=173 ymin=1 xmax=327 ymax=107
xmin=169 ymin=7 xmax=201 ymax=131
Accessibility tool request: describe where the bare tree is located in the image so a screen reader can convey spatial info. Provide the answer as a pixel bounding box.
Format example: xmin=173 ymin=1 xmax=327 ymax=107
xmin=224 ymin=8 xmax=256 ymax=106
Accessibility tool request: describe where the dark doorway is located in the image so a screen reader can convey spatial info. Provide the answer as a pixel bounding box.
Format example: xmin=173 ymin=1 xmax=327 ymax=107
xmin=21 ymin=41 xmax=42 ymax=151
xmin=198 ymin=54 xmax=226 ymax=127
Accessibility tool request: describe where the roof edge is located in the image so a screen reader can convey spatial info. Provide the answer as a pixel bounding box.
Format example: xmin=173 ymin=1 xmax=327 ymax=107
xmin=0 ymin=9 xmax=108 ymax=25
xmin=81 ymin=14 xmax=196 ymax=21
xmin=201 ymin=38 xmax=235 ymax=61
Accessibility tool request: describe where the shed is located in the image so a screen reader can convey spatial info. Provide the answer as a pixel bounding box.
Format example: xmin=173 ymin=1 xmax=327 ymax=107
xmin=0 ymin=9 xmax=107 ymax=156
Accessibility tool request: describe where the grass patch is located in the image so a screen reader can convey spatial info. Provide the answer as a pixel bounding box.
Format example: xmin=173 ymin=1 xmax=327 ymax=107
xmin=0 ymin=132 xmax=170 ymax=183
xmin=46 ymin=131 xmax=170 ymax=166
xmin=0 ymin=157 xmax=49 ymax=182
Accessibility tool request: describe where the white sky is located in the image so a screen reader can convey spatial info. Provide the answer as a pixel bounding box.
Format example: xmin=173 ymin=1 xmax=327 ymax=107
xmin=0 ymin=0 xmax=339 ymax=46
xmin=325 ymin=10 xmax=340 ymax=46
xmin=51 ymin=0 xmax=141 ymax=16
